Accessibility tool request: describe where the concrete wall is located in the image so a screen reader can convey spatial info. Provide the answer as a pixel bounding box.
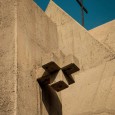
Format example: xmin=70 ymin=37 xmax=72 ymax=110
xmin=89 ymin=20 xmax=115 ymax=52
xmin=0 ymin=0 xmax=17 ymax=115
xmin=45 ymin=1 xmax=115 ymax=115
xmin=0 ymin=0 xmax=115 ymax=115
xmin=0 ymin=0 xmax=58 ymax=115
xmin=61 ymin=59 xmax=115 ymax=115
xmin=17 ymin=1 xmax=58 ymax=114
xmin=46 ymin=1 xmax=115 ymax=71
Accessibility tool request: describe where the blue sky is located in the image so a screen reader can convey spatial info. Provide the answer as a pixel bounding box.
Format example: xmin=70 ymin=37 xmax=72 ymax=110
xmin=34 ymin=0 xmax=115 ymax=30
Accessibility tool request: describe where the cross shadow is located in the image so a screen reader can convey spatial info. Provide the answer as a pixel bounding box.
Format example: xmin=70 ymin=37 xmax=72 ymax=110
xmin=38 ymin=83 xmax=62 ymax=115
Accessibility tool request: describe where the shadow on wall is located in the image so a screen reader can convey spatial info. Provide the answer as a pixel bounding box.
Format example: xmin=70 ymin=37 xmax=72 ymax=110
xmin=39 ymin=84 xmax=62 ymax=115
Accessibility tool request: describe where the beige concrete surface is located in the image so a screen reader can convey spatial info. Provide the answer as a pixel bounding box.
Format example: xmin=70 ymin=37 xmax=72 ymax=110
xmin=61 ymin=59 xmax=115 ymax=115
xmin=17 ymin=1 xmax=58 ymax=114
xmin=46 ymin=1 xmax=115 ymax=71
xmin=45 ymin=1 xmax=115 ymax=115
xmin=89 ymin=20 xmax=115 ymax=52
xmin=0 ymin=0 xmax=17 ymax=115
xmin=0 ymin=0 xmax=115 ymax=115
xmin=0 ymin=0 xmax=58 ymax=115
xmin=89 ymin=20 xmax=115 ymax=42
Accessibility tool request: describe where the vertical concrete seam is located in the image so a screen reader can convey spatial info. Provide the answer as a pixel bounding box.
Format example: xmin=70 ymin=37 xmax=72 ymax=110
xmin=14 ymin=1 xmax=18 ymax=115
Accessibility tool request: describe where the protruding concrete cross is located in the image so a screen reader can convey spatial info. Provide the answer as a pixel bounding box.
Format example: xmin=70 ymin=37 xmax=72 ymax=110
xmin=38 ymin=61 xmax=79 ymax=92
xmin=76 ymin=0 xmax=88 ymax=27
xmin=37 ymin=51 xmax=80 ymax=92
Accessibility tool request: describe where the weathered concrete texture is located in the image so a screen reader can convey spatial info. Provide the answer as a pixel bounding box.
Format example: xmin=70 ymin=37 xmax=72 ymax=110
xmin=61 ymin=59 xmax=115 ymax=115
xmin=1 ymin=0 xmax=115 ymax=115
xmin=45 ymin=1 xmax=115 ymax=115
xmin=46 ymin=1 xmax=115 ymax=70
xmin=0 ymin=0 xmax=58 ymax=115
xmin=89 ymin=20 xmax=115 ymax=52
xmin=17 ymin=0 xmax=58 ymax=115
xmin=0 ymin=0 xmax=17 ymax=115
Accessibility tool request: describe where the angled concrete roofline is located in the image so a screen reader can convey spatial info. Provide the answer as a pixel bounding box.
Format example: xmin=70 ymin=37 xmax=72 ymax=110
xmin=46 ymin=0 xmax=85 ymax=28
xmin=1 ymin=0 xmax=115 ymax=115
xmin=89 ymin=19 xmax=115 ymax=31
xmin=45 ymin=0 xmax=115 ymax=70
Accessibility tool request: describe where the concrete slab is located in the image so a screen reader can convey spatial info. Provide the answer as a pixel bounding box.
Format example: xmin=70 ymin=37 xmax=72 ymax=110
xmin=0 ymin=0 xmax=17 ymax=115
xmin=89 ymin=20 xmax=115 ymax=52
xmin=1 ymin=0 xmax=115 ymax=115
xmin=17 ymin=1 xmax=58 ymax=115
xmin=46 ymin=1 xmax=115 ymax=70
xmin=61 ymin=59 xmax=115 ymax=115
xmin=0 ymin=0 xmax=58 ymax=115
